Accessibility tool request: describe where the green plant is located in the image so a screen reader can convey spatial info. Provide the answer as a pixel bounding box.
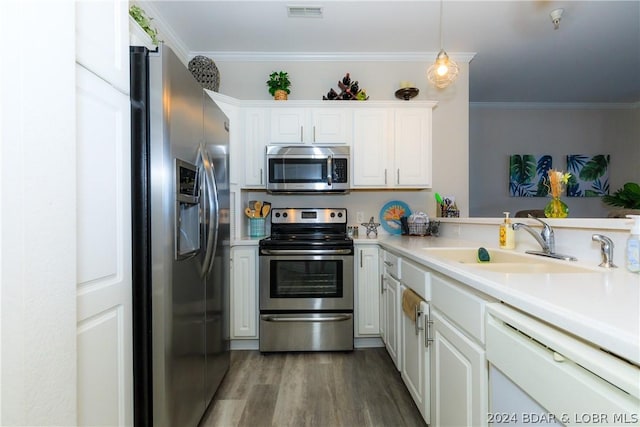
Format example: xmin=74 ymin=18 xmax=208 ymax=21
xmin=602 ymin=182 xmax=640 ymax=209
xmin=266 ymin=71 xmax=291 ymax=96
xmin=129 ymin=5 xmax=159 ymax=46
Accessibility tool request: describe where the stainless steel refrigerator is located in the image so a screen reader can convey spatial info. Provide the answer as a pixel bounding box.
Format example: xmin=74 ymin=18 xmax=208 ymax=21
xmin=130 ymin=44 xmax=230 ymax=427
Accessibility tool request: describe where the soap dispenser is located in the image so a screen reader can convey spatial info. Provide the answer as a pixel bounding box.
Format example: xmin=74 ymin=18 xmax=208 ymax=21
xmin=499 ymin=212 xmax=515 ymax=249
xmin=626 ymin=215 xmax=640 ymax=273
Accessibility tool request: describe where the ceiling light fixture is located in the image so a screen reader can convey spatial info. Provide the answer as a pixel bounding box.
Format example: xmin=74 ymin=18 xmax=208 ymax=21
xmin=550 ymin=8 xmax=563 ymax=30
xmin=427 ymin=0 xmax=459 ymax=89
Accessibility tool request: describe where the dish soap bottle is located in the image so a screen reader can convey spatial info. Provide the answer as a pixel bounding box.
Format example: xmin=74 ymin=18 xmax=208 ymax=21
xmin=499 ymin=212 xmax=515 ymax=249
xmin=626 ymin=215 xmax=640 ymax=273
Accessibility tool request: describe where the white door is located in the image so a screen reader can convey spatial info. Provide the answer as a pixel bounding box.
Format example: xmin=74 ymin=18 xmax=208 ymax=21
xmin=352 ymin=108 xmax=392 ymax=187
xmin=431 ymin=309 xmax=487 ymax=427
xmin=394 ymin=109 xmax=432 ymax=187
xmin=244 ymin=108 xmax=268 ymax=187
xmin=75 ymin=64 xmax=133 ymax=427
xmin=310 ymin=108 xmax=352 ymax=143
xmin=400 ymin=293 xmax=430 ymax=422
xmin=230 ymin=246 xmax=258 ymax=338
xmin=75 ymin=1 xmax=133 ymax=425
xmin=356 ymin=246 xmax=380 ymax=335
xmin=270 ymin=108 xmax=305 ymax=143
xmin=384 ymin=273 xmax=400 ymax=369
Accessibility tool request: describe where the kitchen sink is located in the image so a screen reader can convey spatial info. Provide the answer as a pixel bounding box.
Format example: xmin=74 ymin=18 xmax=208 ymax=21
xmin=422 ymin=247 xmax=598 ymax=274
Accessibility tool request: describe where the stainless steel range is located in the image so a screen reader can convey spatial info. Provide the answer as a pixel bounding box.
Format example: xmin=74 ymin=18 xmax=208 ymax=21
xmin=259 ymin=208 xmax=354 ymax=352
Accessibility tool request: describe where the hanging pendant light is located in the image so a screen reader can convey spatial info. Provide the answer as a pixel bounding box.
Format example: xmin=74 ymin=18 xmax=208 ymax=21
xmin=427 ymin=0 xmax=459 ymax=88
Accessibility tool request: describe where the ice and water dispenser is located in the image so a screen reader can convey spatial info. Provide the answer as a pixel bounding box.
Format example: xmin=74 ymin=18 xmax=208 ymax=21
xmin=175 ymin=159 xmax=200 ymax=259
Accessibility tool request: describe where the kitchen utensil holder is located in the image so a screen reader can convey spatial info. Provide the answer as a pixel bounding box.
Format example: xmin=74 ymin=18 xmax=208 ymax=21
xmin=249 ymin=217 xmax=266 ymax=238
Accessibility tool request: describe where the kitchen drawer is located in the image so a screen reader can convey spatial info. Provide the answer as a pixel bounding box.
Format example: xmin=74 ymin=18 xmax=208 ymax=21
xmin=432 ymin=273 xmax=490 ymax=344
xmin=383 ymin=251 xmax=401 ymax=280
xmin=401 ymin=259 xmax=430 ymax=301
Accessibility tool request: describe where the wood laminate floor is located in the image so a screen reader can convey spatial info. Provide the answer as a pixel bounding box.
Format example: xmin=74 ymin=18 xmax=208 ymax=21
xmin=199 ymin=348 xmax=426 ymax=427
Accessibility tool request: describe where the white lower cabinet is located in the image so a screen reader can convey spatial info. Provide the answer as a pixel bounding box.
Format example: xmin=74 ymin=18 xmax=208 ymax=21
xmin=431 ymin=273 xmax=489 ymax=427
xmin=230 ymin=246 xmax=258 ymax=338
xmin=400 ymin=285 xmax=431 ymax=423
xmin=383 ymin=272 xmax=400 ymax=368
xmin=355 ymin=245 xmax=380 ymax=336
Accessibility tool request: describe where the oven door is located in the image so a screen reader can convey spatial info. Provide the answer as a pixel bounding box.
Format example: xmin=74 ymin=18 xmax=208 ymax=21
xmin=259 ymin=249 xmax=354 ymax=311
xmin=266 ymin=156 xmax=350 ymax=193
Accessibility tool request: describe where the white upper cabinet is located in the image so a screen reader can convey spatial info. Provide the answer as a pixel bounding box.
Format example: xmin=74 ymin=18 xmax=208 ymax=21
xmin=270 ymin=107 xmax=352 ymax=144
xmin=394 ymin=108 xmax=432 ymax=187
xmin=352 ymin=104 xmax=434 ymax=189
xmin=76 ymin=0 xmax=129 ymax=94
xmin=244 ymin=108 xmax=268 ymax=187
xmin=352 ymin=108 xmax=392 ymax=187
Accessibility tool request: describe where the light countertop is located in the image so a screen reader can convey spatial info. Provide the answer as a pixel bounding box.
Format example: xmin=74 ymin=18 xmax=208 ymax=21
xmin=375 ymin=235 xmax=640 ymax=366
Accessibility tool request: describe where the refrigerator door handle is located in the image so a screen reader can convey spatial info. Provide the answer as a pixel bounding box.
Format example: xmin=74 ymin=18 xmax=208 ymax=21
xmin=199 ymin=145 xmax=219 ymax=278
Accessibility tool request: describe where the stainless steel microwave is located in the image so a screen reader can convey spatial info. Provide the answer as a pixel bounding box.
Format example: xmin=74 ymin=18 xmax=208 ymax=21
xmin=265 ymin=145 xmax=350 ymax=193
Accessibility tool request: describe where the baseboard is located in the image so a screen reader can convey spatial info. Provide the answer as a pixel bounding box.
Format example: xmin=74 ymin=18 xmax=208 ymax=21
xmin=230 ymin=339 xmax=259 ymax=350
xmin=231 ymin=337 xmax=384 ymax=351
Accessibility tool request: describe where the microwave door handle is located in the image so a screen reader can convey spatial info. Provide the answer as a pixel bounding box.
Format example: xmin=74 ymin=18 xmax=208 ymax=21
xmin=327 ymin=156 xmax=333 ymax=186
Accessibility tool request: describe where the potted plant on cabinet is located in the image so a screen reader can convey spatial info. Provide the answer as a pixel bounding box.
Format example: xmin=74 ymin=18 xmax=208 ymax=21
xmin=267 ymin=71 xmax=291 ymax=100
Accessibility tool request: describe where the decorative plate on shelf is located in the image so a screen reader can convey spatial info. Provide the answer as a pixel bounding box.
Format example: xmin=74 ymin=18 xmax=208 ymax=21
xmin=379 ymin=200 xmax=411 ymax=235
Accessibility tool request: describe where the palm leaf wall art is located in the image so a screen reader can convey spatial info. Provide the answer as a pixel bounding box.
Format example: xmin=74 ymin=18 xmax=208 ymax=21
xmin=509 ymin=154 xmax=552 ymax=197
xmin=566 ymin=154 xmax=610 ymax=197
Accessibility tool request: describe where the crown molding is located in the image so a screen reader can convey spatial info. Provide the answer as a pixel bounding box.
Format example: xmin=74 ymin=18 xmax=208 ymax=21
xmin=189 ymin=51 xmax=477 ymax=63
xmin=135 ymin=1 xmax=190 ymax=65
xmin=470 ymin=101 xmax=640 ymax=110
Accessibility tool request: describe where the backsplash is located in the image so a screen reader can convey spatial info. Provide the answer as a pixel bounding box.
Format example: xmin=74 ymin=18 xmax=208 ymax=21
xmin=238 ymin=189 xmax=435 ymax=238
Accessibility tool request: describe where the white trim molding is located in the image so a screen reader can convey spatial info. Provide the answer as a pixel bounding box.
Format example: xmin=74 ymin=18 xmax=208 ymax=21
xmin=470 ymin=101 xmax=640 ymax=110
xmin=189 ymin=51 xmax=477 ymax=63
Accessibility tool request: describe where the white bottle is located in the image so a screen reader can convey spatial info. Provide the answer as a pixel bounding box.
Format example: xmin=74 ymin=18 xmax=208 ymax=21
xmin=626 ymin=215 xmax=640 ymax=273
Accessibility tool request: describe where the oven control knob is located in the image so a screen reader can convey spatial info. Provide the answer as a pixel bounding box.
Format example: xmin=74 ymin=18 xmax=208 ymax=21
xmin=275 ymin=212 xmax=281 ymax=218
xmin=282 ymin=212 xmax=288 ymax=218
xmin=338 ymin=212 xmax=343 ymax=218
xmin=330 ymin=212 xmax=336 ymax=218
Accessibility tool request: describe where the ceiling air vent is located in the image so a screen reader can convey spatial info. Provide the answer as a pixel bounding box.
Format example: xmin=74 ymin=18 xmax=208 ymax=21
xmin=287 ymin=5 xmax=323 ymax=18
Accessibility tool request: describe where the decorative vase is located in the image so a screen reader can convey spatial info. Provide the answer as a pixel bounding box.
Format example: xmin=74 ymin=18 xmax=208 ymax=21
xmin=273 ymin=89 xmax=288 ymax=100
xmin=544 ymin=197 xmax=569 ymax=218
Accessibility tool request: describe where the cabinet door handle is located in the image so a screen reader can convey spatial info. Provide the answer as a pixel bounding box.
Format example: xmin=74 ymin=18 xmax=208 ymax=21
xmin=380 ymin=274 xmax=385 ymax=294
xmin=313 ymin=126 xmax=316 ymax=142
xmin=260 ymin=168 xmax=263 ymax=185
xmin=384 ymin=169 xmax=387 ymax=185
xmin=397 ymin=169 xmax=400 ymax=185
xmin=425 ymin=311 xmax=434 ymax=348
xmin=360 ymin=249 xmax=363 ymax=268
xmin=300 ymin=126 xmax=303 ymax=142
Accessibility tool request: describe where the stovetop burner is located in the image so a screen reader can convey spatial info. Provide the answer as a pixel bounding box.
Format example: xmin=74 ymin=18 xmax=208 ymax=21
xmin=260 ymin=208 xmax=352 ymax=249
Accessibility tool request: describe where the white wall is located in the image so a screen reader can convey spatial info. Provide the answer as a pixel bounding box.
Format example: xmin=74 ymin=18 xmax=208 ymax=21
xmin=216 ymin=59 xmax=470 ymax=219
xmin=1 ymin=1 xmax=77 ymax=424
xmin=469 ymin=105 xmax=640 ymax=218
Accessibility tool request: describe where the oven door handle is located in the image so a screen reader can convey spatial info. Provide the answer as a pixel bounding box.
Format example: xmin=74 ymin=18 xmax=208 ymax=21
xmin=261 ymin=314 xmax=352 ymax=323
xmin=260 ymin=249 xmax=353 ymax=256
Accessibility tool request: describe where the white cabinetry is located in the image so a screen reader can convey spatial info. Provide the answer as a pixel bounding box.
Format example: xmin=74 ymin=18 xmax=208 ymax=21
xmin=76 ymin=1 xmax=133 ymax=425
xmin=394 ymin=108 xmax=432 ymax=187
xmin=380 ymin=251 xmax=401 ymax=368
xmin=270 ymin=107 xmax=352 ymax=144
xmin=430 ymin=272 xmax=489 ymax=427
xmin=355 ymin=244 xmax=380 ymax=336
xmin=230 ymin=246 xmax=258 ymax=338
xmin=400 ymin=285 xmax=431 ymax=423
xmin=352 ymin=105 xmax=434 ymax=189
xmin=243 ymin=108 xmax=268 ymax=187
xmin=399 ymin=259 xmax=432 ymax=423
xmin=352 ymin=108 xmax=392 ymax=187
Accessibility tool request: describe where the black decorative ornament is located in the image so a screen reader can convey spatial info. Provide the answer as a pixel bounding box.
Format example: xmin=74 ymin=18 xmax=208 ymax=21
xmin=188 ymin=55 xmax=220 ymax=92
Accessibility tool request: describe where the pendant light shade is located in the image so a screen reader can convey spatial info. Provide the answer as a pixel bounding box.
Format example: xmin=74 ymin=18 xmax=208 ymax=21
xmin=427 ymin=49 xmax=459 ymax=88
xmin=428 ymin=0 xmax=459 ymax=88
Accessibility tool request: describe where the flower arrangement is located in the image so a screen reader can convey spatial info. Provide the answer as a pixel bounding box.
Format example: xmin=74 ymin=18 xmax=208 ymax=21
xmin=544 ymin=169 xmax=571 ymax=218
xmin=546 ymin=169 xmax=571 ymax=199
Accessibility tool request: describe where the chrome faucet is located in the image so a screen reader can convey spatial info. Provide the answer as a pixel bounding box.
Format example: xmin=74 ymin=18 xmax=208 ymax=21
xmin=513 ymin=215 xmax=577 ymax=261
xmin=592 ymin=234 xmax=617 ymax=268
